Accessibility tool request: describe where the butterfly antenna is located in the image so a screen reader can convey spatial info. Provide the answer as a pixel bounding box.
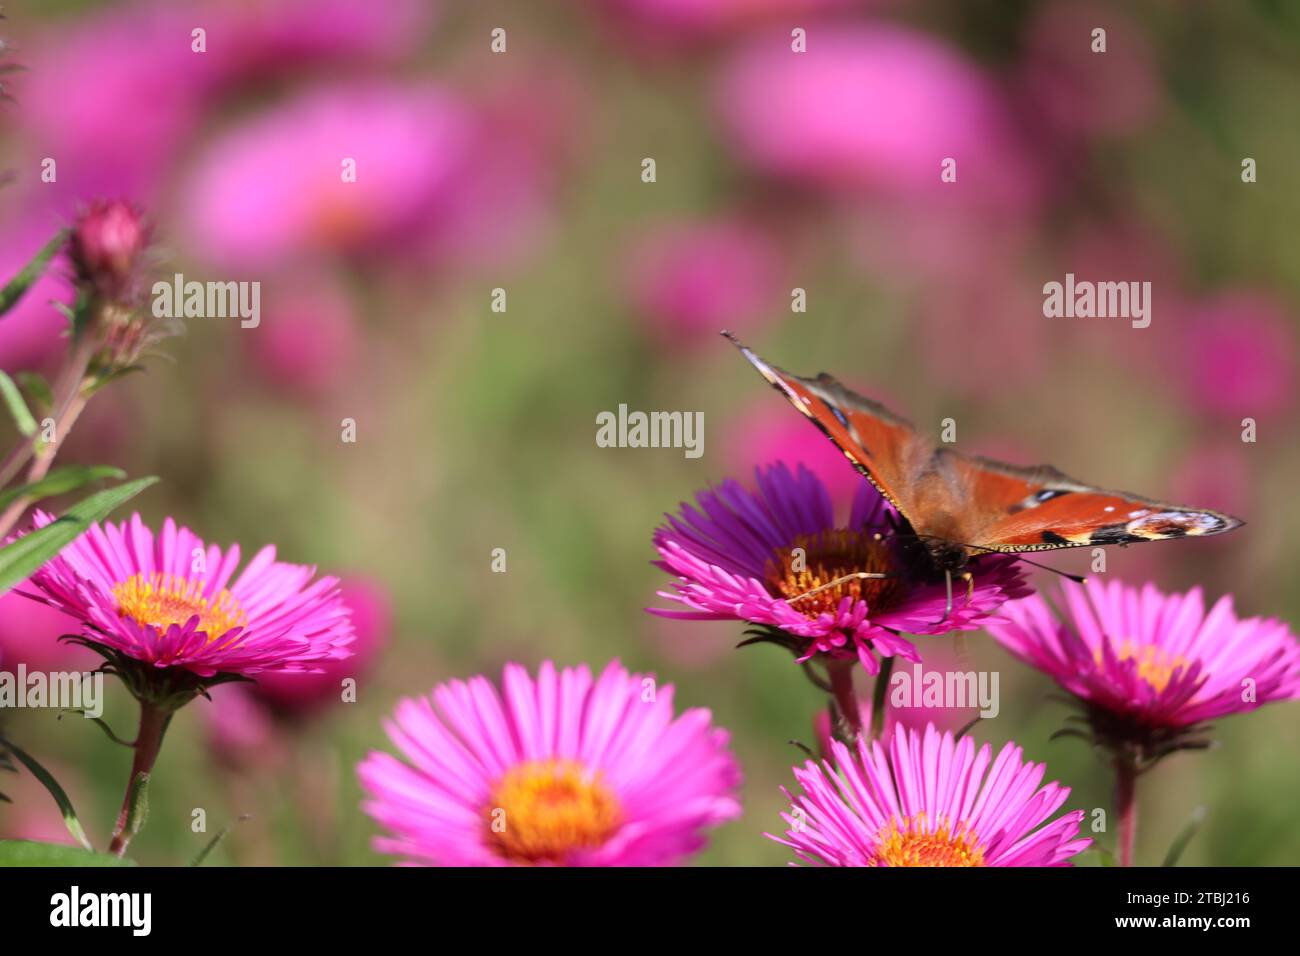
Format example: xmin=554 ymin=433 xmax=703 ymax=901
xmin=1008 ymin=555 xmax=1086 ymax=583
xmin=915 ymin=534 xmax=1087 ymax=585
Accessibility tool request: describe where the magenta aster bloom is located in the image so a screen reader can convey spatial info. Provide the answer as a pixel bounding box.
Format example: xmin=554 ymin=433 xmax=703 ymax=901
xmin=773 ymin=723 xmax=1090 ymax=866
xmin=987 ymin=580 xmax=1300 ymax=758
xmin=358 ymin=660 xmax=741 ymax=866
xmin=19 ymin=511 xmax=353 ymax=682
xmin=650 ymin=463 xmax=1029 ymax=673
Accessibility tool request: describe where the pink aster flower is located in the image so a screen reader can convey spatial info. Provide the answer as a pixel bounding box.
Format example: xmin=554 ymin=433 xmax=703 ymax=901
xmin=16 ymin=511 xmax=353 ymax=858
xmin=987 ymin=579 xmax=1300 ymax=745
xmin=649 ymin=463 xmax=1030 ymax=674
xmin=989 ymin=579 xmax=1300 ymax=865
xmin=773 ymin=723 xmax=1091 ymax=866
xmin=18 ymin=511 xmax=354 ymax=683
xmin=358 ymin=660 xmax=741 ymax=866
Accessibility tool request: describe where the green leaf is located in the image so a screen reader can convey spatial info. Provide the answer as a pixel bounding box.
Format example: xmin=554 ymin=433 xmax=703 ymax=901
xmin=0 ymin=465 xmax=126 ymax=512
xmin=0 ymin=840 xmax=133 ymax=867
xmin=122 ymin=771 xmax=149 ymax=843
xmin=1162 ymin=806 xmax=1208 ymax=867
xmin=0 ymin=475 xmax=158 ymax=595
xmin=14 ymin=371 xmax=54 ymax=412
xmin=84 ymin=364 xmax=146 ymax=398
xmin=0 ymin=231 xmax=67 ymax=317
xmin=190 ymin=815 xmax=251 ymax=867
xmin=57 ymin=709 xmax=134 ymax=747
xmin=0 ymin=371 xmax=37 ymax=437
xmin=0 ymin=739 xmax=93 ymax=850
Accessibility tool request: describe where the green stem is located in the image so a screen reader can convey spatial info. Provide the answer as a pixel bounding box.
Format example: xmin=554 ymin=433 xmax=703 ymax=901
xmin=870 ymin=655 xmax=895 ymax=741
xmin=107 ymin=699 xmax=169 ymax=857
xmin=1115 ymin=755 xmax=1139 ymax=867
xmin=828 ymin=661 xmax=861 ymax=741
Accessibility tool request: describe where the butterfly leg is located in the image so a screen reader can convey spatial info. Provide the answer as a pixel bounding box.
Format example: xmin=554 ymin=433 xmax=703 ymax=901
xmin=934 ymin=570 xmax=955 ymax=626
xmin=785 ymin=572 xmax=893 ymax=608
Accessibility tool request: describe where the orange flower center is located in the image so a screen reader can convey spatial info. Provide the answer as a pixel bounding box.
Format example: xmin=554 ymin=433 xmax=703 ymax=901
xmin=765 ymin=529 xmax=901 ymax=618
xmin=1104 ymin=640 xmax=1190 ymax=693
xmin=872 ymin=813 xmax=986 ymax=867
xmin=484 ymin=759 xmax=623 ymax=865
xmin=112 ymin=572 xmax=248 ymax=640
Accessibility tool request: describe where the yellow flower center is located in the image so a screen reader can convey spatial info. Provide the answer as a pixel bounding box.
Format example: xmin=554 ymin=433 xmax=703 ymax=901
xmin=872 ymin=813 xmax=986 ymax=867
xmin=765 ymin=529 xmax=901 ymax=618
xmin=483 ymin=759 xmax=623 ymax=865
xmin=112 ymin=572 xmax=248 ymax=640
xmin=1105 ymin=640 xmax=1190 ymax=693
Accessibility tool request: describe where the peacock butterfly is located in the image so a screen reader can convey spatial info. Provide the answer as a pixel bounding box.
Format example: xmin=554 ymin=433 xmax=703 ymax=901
xmin=725 ymin=332 xmax=1243 ymax=590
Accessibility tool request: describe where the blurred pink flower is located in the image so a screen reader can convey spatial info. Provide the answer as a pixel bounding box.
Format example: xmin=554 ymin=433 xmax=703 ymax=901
xmin=201 ymin=683 xmax=280 ymax=769
xmin=721 ymin=398 xmax=865 ymax=502
xmin=0 ymin=591 xmax=93 ymax=673
xmin=716 ymin=24 xmax=1041 ymax=211
xmin=204 ymin=0 xmax=436 ymax=87
xmin=1020 ymin=0 xmax=1161 ymax=140
xmin=244 ymin=277 xmax=359 ymax=398
xmin=181 ymin=83 xmax=475 ymax=267
xmin=625 ymin=218 xmax=785 ymax=348
xmin=593 ymin=0 xmax=853 ymax=42
xmin=407 ymin=59 xmax=586 ymax=271
xmin=1179 ymin=291 xmax=1296 ymax=418
xmin=250 ymin=579 xmax=392 ymax=714
xmin=18 ymin=3 xmax=204 ymax=204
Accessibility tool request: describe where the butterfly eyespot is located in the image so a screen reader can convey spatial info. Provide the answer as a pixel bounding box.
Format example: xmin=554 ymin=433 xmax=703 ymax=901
xmin=1125 ymin=511 xmax=1225 ymax=538
xmin=824 ymin=402 xmax=850 ymax=429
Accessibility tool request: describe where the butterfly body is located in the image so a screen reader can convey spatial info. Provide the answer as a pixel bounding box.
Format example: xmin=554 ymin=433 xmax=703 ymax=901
xmin=725 ymin=332 xmax=1243 ymax=581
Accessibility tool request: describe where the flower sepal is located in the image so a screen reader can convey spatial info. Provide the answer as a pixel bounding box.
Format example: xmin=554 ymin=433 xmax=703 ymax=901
xmin=1049 ymin=696 xmax=1216 ymax=772
xmin=64 ymin=635 xmax=254 ymax=713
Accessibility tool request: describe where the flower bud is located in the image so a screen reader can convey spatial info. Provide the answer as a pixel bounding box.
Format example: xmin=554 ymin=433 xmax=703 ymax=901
xmin=69 ymin=199 xmax=148 ymax=298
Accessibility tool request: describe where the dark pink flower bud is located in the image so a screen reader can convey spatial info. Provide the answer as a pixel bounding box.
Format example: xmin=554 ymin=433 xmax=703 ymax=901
xmin=69 ymin=199 xmax=148 ymax=296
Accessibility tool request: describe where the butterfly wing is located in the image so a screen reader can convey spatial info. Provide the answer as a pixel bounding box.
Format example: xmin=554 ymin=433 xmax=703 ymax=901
xmin=725 ymin=332 xmax=926 ymax=516
xmin=727 ymin=332 xmax=1244 ymax=555
xmin=945 ymin=452 xmax=1244 ymax=551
